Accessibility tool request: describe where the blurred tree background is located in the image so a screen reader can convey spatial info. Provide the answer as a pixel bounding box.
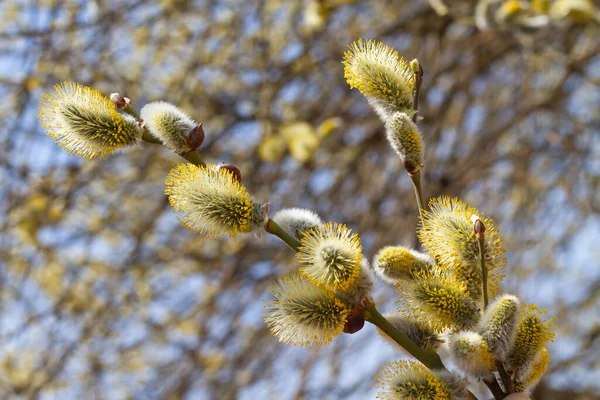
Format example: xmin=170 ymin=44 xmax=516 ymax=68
xmin=0 ymin=0 xmax=599 ymax=399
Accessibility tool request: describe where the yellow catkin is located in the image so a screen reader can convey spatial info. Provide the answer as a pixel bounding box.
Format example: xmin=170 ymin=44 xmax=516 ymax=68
xmin=373 ymin=246 xmax=432 ymax=283
xmin=343 ymin=39 xmax=414 ymax=118
xmin=419 ymin=196 xmax=506 ymax=301
xmin=38 ymin=81 xmax=140 ymax=159
xmin=376 ymin=360 xmax=465 ymax=400
xmin=165 ymin=163 xmax=261 ymax=238
xmin=263 ymin=273 xmax=350 ymax=347
xmin=506 ymin=304 xmax=555 ymax=375
xmin=397 ymin=271 xmax=480 ymax=332
xmin=297 ymin=222 xmax=363 ymax=291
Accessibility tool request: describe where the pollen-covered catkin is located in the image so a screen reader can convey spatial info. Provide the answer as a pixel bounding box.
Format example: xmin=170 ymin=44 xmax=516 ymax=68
xmin=376 ymin=360 xmax=467 ymax=400
xmin=506 ymin=304 xmax=555 ymax=375
xmin=419 ymin=196 xmax=506 ymax=301
xmin=165 ymin=164 xmax=266 ymax=238
xmin=397 ymin=270 xmax=480 ymax=332
xmin=263 ymin=273 xmax=350 ymax=347
xmin=343 ymin=39 xmax=414 ymax=120
xmin=336 ymin=259 xmax=374 ymax=305
xmin=516 ymin=348 xmax=549 ymax=393
xmin=297 ymin=222 xmax=363 ymax=291
xmin=38 ymin=82 xmax=142 ymax=159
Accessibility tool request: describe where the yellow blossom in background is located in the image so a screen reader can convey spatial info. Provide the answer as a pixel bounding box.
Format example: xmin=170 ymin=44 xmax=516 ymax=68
xmin=281 ymin=121 xmax=319 ymax=162
xmin=165 ymin=163 xmax=267 ymax=238
xmin=343 ymin=39 xmax=414 ymax=119
xmin=531 ymin=0 xmax=551 ymax=13
xmin=316 ymin=117 xmax=343 ymax=138
xmin=258 ymin=135 xmax=287 ymax=162
xmin=297 ymin=222 xmax=363 ymax=291
xmin=263 ymin=273 xmax=350 ymax=347
xmin=38 ymin=82 xmax=142 ymax=159
xmin=551 ymin=0 xmax=597 ymax=21
xmin=419 ymin=196 xmax=506 ymax=301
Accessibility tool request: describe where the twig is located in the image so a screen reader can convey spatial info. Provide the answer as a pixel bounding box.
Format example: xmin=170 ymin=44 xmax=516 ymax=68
xmin=496 ymin=360 xmax=514 ymax=395
xmin=409 ymin=170 xmax=426 ymax=222
xmin=264 ymin=219 xmax=301 ymax=251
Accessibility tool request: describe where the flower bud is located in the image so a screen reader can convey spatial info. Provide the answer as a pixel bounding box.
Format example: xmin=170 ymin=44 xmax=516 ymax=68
xmin=473 ymin=216 xmax=486 ymax=238
xmin=478 ymin=294 xmax=520 ymax=360
xmin=110 ymin=93 xmax=131 ymax=110
xmin=448 ymin=331 xmax=496 ymax=379
xmin=217 ymin=162 xmax=242 ymax=183
xmin=185 ymin=123 xmax=205 ymax=150
xmin=384 ymin=112 xmax=424 ymax=174
xmin=343 ymin=305 xmax=365 ymax=334
xmin=110 ymin=93 xmax=130 ymax=109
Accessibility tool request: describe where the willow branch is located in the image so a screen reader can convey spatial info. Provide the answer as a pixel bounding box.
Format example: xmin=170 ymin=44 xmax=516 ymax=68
xmin=264 ymin=219 xmax=301 ymax=251
xmin=477 ymin=235 xmax=489 ymax=309
xmin=409 ymin=170 xmax=426 ymax=222
xmin=363 ymin=302 xmax=443 ymax=369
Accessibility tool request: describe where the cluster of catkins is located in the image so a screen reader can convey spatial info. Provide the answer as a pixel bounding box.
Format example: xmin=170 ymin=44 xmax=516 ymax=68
xmin=342 ymin=39 xmax=555 ymax=398
xmin=38 ymin=39 xmax=555 ymax=400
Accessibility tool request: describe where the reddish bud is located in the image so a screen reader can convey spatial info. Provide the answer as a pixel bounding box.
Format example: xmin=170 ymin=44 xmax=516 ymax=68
xmin=186 ymin=123 xmax=205 ymax=150
xmin=474 ymin=218 xmax=486 ymax=238
xmin=343 ymin=306 xmax=365 ymax=334
xmin=110 ymin=93 xmax=130 ymax=109
xmin=218 ymin=162 xmax=242 ymax=183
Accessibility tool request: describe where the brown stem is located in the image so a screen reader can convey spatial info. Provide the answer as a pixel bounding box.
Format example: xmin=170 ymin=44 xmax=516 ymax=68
xmin=496 ymin=361 xmax=514 ymax=394
xmin=484 ymin=378 xmax=507 ymax=399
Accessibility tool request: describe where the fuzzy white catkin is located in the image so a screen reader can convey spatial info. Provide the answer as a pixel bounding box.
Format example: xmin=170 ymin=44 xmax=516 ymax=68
xmin=140 ymin=101 xmax=197 ymax=153
xmin=384 ymin=112 xmax=424 ymax=173
xmin=478 ymin=294 xmax=520 ymax=360
xmin=448 ymin=331 xmax=496 ymax=379
xmin=272 ymin=208 xmax=323 ymax=240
